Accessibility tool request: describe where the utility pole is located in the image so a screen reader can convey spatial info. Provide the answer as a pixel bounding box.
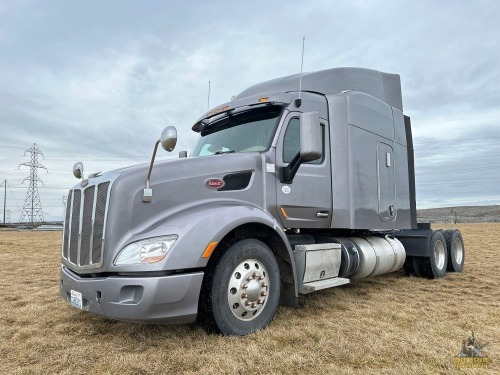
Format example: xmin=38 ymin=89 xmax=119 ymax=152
xmin=19 ymin=143 xmax=47 ymax=227
xmin=2 ymin=179 xmax=5 ymax=224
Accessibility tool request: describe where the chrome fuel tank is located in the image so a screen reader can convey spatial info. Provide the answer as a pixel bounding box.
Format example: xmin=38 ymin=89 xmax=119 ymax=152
xmin=346 ymin=236 xmax=406 ymax=280
xmin=314 ymin=235 xmax=406 ymax=279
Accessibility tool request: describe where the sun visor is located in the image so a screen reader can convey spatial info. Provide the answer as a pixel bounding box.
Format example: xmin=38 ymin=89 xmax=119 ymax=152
xmin=191 ymin=93 xmax=293 ymax=132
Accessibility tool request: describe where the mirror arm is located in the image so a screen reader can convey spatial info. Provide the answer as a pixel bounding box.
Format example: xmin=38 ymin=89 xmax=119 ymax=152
xmin=280 ymin=152 xmax=303 ymax=184
xmin=143 ymin=139 xmax=160 ymax=202
xmin=146 ymin=140 xmax=161 ymax=189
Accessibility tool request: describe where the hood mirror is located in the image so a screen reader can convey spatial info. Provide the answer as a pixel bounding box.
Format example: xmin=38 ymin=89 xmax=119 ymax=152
xmin=73 ymin=162 xmax=84 ymax=180
xmin=160 ymin=126 xmax=177 ymax=152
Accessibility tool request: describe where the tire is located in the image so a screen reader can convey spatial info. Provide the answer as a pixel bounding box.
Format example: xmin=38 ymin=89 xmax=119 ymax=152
xmin=403 ymin=256 xmax=426 ymax=277
xmin=403 ymin=256 xmax=416 ymax=276
xmin=443 ymin=229 xmax=465 ymax=272
xmin=414 ymin=230 xmax=448 ymax=279
xmin=199 ymin=239 xmax=280 ymax=336
xmin=412 ymin=256 xmax=426 ymax=277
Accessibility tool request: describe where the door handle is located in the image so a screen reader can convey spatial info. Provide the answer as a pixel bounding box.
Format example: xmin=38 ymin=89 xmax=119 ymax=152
xmin=316 ymin=211 xmax=329 ymax=218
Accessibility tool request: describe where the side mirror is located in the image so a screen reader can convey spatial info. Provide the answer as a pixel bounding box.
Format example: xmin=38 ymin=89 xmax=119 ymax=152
xmin=280 ymin=111 xmax=322 ymax=183
xmin=73 ymin=162 xmax=84 ymax=180
xmin=160 ymin=126 xmax=177 ymax=152
xmin=300 ymin=111 xmax=322 ymax=162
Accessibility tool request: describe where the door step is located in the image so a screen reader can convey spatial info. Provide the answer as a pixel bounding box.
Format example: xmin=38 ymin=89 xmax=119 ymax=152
xmin=299 ymin=277 xmax=350 ymax=294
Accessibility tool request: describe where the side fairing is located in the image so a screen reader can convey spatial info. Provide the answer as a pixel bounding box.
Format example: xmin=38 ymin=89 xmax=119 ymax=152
xmin=328 ymin=92 xmax=412 ymax=229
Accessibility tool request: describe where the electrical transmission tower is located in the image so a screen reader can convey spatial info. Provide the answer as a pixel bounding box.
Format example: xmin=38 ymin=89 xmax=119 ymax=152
xmin=19 ymin=143 xmax=47 ymax=225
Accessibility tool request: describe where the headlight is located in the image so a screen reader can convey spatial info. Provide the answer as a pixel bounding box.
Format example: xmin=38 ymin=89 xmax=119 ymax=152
xmin=114 ymin=235 xmax=178 ymax=265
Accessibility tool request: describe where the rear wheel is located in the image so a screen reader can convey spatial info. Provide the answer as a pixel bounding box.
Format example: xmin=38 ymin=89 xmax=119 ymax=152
xmin=443 ymin=229 xmax=465 ymax=272
xmin=199 ymin=239 xmax=280 ymax=336
xmin=415 ymin=230 xmax=448 ymax=279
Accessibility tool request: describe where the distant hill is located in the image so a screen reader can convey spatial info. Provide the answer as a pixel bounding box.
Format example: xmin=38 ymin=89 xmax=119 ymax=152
xmin=417 ymin=205 xmax=500 ymax=223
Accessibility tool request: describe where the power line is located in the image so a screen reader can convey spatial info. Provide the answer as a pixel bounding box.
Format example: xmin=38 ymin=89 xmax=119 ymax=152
xmin=415 ymin=143 xmax=500 ymax=151
xmin=415 ymin=168 xmax=500 ymax=176
xmin=7 ymin=182 xmax=21 ymax=210
xmin=414 ymin=136 xmax=500 ymax=144
xmin=10 ymin=185 xmax=70 ymax=190
xmin=415 ymin=154 xmax=500 ymax=161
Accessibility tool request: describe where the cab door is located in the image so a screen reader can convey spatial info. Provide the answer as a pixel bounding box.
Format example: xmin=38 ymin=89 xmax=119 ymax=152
xmin=275 ymin=112 xmax=332 ymax=228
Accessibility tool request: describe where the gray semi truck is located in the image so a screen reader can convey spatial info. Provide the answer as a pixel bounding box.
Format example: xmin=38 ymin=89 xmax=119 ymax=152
xmin=60 ymin=67 xmax=465 ymax=335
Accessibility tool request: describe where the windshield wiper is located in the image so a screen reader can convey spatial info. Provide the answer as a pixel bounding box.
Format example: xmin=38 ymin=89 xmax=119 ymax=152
xmin=214 ymin=150 xmax=235 ymax=155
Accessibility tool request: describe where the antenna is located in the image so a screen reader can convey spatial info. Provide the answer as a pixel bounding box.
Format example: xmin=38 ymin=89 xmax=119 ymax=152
xmin=207 ymin=80 xmax=211 ymax=112
xmin=296 ymin=37 xmax=305 ymax=107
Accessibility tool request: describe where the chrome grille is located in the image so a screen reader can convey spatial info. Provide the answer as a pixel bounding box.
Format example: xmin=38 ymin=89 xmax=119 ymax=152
xmin=92 ymin=182 xmax=109 ymax=265
xmin=62 ymin=191 xmax=72 ymax=259
xmin=62 ymin=181 xmax=111 ymax=269
xmin=69 ymin=190 xmax=81 ymax=264
xmin=80 ymin=185 xmax=95 ymax=265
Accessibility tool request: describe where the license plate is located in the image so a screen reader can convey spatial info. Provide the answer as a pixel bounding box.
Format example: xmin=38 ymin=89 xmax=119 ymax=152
xmin=70 ymin=290 xmax=83 ymax=310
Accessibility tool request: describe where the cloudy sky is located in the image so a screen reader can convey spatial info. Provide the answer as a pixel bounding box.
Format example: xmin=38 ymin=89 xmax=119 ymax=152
xmin=1 ymin=0 xmax=499 ymax=222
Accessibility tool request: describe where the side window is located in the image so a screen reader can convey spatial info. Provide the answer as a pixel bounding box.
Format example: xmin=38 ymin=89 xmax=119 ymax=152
xmin=283 ymin=118 xmax=324 ymax=164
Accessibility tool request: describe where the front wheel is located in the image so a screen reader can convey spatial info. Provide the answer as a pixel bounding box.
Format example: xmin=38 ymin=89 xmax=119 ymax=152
xmin=199 ymin=239 xmax=281 ymax=335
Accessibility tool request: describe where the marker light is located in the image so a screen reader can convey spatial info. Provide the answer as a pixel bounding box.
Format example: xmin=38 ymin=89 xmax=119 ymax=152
xmin=202 ymin=242 xmax=218 ymax=258
xmin=280 ymin=207 xmax=288 ymax=218
xmin=114 ymin=235 xmax=178 ymax=265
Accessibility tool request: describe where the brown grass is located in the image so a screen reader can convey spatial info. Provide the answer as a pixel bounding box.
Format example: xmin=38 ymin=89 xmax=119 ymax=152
xmin=1 ymin=224 xmax=499 ymax=374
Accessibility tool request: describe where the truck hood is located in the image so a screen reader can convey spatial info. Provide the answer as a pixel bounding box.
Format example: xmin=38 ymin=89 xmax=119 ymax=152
xmin=104 ymin=152 xmax=266 ymax=254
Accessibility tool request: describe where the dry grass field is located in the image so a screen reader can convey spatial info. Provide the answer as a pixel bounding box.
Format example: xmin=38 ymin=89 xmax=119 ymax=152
xmin=1 ymin=224 xmax=498 ymax=374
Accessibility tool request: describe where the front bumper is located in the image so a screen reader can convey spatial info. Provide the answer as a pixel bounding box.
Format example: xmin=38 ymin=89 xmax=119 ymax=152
xmin=60 ymin=266 xmax=204 ymax=324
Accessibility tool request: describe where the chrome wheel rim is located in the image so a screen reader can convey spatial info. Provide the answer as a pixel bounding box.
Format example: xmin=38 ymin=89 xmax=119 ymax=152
xmin=454 ymin=238 xmax=464 ymax=265
xmin=227 ymin=259 xmax=270 ymax=321
xmin=434 ymin=240 xmax=446 ymax=270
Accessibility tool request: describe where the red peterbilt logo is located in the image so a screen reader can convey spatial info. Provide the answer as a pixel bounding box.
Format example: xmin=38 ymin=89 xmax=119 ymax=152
xmin=205 ymin=178 xmax=225 ymax=189
xmin=81 ymin=179 xmax=89 ymax=188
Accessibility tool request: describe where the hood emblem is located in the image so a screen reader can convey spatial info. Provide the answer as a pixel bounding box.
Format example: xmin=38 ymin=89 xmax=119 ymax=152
xmin=205 ymin=178 xmax=225 ymax=190
xmin=81 ymin=179 xmax=89 ymax=188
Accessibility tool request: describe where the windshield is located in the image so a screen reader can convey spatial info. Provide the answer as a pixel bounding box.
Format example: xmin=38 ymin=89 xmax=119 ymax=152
xmin=191 ymin=105 xmax=283 ymax=156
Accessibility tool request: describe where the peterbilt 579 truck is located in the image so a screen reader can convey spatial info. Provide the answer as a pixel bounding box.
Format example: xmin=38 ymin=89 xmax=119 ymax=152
xmin=60 ymin=67 xmax=465 ymax=335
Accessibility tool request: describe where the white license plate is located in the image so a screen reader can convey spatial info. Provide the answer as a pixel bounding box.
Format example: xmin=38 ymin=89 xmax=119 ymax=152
xmin=70 ymin=290 xmax=83 ymax=310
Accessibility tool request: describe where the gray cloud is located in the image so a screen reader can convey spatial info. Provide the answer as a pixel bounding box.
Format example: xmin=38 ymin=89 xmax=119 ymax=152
xmin=1 ymin=0 xmax=499 ymax=221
